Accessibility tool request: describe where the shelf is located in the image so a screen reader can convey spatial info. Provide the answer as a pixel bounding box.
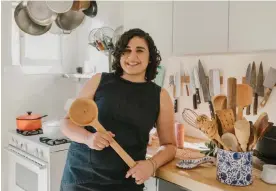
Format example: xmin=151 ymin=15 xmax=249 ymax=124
xmin=61 ymin=73 xmax=95 ymax=79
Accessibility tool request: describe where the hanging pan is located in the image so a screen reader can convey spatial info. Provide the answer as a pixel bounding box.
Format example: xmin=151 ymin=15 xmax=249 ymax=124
xmin=14 ymin=1 xmax=51 ymax=36
xmin=26 ymin=1 xmax=57 ymax=26
xmin=83 ymin=1 xmax=98 ymax=18
xmin=46 ymin=0 xmax=74 ymax=14
xmin=55 ymin=9 xmax=85 ymax=32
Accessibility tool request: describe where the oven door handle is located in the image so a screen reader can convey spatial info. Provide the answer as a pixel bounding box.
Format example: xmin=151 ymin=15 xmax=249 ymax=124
xmin=5 ymin=146 xmax=47 ymax=170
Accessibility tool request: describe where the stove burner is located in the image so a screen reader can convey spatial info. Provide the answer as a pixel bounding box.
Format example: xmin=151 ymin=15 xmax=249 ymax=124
xmin=16 ymin=128 xmax=43 ymax=136
xmin=39 ymin=137 xmax=71 ymax=146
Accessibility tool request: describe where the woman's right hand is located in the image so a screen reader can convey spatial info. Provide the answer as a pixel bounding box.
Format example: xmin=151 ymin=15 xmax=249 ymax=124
xmin=85 ymin=131 xmax=115 ymax=150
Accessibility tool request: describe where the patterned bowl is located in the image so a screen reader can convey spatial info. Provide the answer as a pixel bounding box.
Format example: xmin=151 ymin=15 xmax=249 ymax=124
xmin=216 ymin=148 xmax=253 ymax=186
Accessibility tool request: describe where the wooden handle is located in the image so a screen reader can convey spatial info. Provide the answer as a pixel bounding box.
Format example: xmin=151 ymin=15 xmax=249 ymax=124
xmin=91 ymin=120 xmax=136 ymax=168
xmin=227 ymin=78 xmax=237 ymax=120
xmin=260 ymin=88 xmax=272 ymax=107
xmin=215 ymin=135 xmax=230 ymax=151
xmin=186 ymin=85 xmax=190 ymax=96
xmin=237 ymin=106 xmax=243 ymax=120
xmin=246 ymin=105 xmax=251 ymax=115
xmin=253 ymin=93 xmax=258 ymax=115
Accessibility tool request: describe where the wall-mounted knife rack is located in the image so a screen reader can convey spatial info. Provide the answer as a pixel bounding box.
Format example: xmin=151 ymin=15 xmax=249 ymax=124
xmin=242 ymin=77 xmax=276 ymax=87
xmin=181 ymin=76 xmax=224 ymax=84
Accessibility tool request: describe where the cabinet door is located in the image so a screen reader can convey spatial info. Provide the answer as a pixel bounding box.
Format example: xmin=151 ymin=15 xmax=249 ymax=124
xmin=229 ymin=1 xmax=276 ymax=52
xmin=172 ymin=1 xmax=228 ymax=55
xmin=123 ymin=1 xmax=173 ymax=59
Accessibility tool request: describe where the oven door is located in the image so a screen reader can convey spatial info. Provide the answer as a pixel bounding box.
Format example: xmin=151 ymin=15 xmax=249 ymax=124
xmin=5 ymin=145 xmax=48 ymax=191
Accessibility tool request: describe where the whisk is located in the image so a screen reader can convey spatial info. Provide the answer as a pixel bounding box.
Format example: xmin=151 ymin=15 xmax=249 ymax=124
xmin=182 ymin=108 xmax=199 ymax=128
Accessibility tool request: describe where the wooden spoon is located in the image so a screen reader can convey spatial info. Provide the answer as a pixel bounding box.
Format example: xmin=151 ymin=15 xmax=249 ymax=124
xmin=212 ymin=94 xmax=227 ymax=111
xmin=69 ymin=97 xmax=136 ymax=168
xmin=248 ymin=121 xmax=258 ymax=151
xmin=236 ymin=84 xmax=253 ymax=120
xmin=196 ymin=115 xmax=230 ymax=151
xmin=227 ymin=78 xmax=237 ymax=120
xmin=221 ymin=133 xmax=241 ymax=152
xmin=234 ymin=119 xmax=251 ymax=152
xmin=254 ymin=112 xmax=273 ymax=141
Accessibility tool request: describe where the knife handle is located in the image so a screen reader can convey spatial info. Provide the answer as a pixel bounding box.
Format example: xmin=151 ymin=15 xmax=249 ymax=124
xmin=193 ymin=94 xmax=197 ymax=109
xmin=186 ymin=85 xmax=190 ymax=96
xmin=246 ymin=105 xmax=251 ymax=115
xmin=195 ymin=88 xmax=201 ymax=104
xmin=253 ymin=93 xmax=258 ymax=115
xmin=260 ymin=88 xmax=272 ymax=107
xmin=208 ymin=101 xmax=215 ymax=119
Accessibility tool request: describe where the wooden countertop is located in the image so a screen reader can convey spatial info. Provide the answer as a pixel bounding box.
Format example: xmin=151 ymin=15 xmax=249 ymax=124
xmin=146 ymin=136 xmax=276 ymax=191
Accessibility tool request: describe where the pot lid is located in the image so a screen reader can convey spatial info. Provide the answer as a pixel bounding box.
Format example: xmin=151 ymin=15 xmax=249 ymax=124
xmin=16 ymin=111 xmax=42 ymax=120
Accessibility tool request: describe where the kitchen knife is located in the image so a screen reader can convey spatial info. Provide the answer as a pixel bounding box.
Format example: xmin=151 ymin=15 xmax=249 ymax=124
xmin=183 ymin=71 xmax=190 ymax=96
xmin=255 ymin=62 xmax=264 ymax=114
xmin=180 ymin=62 xmax=190 ymax=97
xmin=198 ymin=60 xmax=215 ymax=119
xmin=209 ymin=69 xmax=221 ymax=96
xmin=193 ymin=67 xmax=201 ymax=104
xmin=260 ymin=67 xmax=276 ymax=107
xmin=250 ymin=62 xmax=257 ymax=115
xmin=245 ymin=63 xmax=251 ymax=115
xmin=256 ymin=62 xmax=264 ymax=97
xmin=190 ymin=70 xmax=197 ymax=109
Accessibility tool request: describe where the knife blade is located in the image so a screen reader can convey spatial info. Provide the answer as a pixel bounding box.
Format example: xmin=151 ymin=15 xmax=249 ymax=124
xmin=193 ymin=67 xmax=201 ymax=104
xmin=198 ymin=60 xmax=215 ymax=119
xmin=245 ymin=63 xmax=251 ymax=115
xmin=260 ymin=67 xmax=276 ymax=107
xmin=256 ymin=62 xmax=264 ymax=97
xmin=250 ymin=62 xmax=257 ymax=115
xmin=190 ymin=70 xmax=197 ymax=109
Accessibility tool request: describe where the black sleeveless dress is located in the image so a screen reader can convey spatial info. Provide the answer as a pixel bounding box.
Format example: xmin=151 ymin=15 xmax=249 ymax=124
xmin=60 ymin=72 xmax=161 ymax=191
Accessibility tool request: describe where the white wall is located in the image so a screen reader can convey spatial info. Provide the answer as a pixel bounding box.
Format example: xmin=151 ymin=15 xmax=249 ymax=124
xmin=163 ymin=52 xmax=276 ymax=139
xmin=1 ymin=2 xmax=77 ymax=191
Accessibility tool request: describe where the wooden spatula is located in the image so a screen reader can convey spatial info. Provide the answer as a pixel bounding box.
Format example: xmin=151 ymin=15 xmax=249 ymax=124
xmin=196 ymin=115 xmax=230 ymax=151
xmin=227 ymin=78 xmax=237 ymax=120
xmin=236 ymin=84 xmax=253 ymax=120
xmin=69 ymin=97 xmax=136 ymax=168
xmin=216 ymin=109 xmax=235 ymax=134
xmin=221 ymin=133 xmax=241 ymax=152
xmin=234 ymin=119 xmax=251 ymax=152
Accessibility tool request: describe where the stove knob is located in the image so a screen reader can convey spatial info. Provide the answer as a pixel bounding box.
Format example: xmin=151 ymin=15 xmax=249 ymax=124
xmin=35 ymin=148 xmax=39 ymax=157
xmin=39 ymin=150 xmax=44 ymax=158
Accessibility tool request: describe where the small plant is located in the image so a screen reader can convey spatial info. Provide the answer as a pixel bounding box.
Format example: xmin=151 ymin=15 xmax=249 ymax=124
xmin=200 ymin=141 xmax=217 ymax=157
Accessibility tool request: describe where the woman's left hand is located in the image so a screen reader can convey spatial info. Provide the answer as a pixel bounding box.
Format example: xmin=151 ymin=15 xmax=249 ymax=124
xmin=125 ymin=160 xmax=154 ymax=185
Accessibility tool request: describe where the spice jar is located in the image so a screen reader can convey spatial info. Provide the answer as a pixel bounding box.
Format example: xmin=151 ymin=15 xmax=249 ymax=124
xmin=175 ymin=122 xmax=185 ymax=149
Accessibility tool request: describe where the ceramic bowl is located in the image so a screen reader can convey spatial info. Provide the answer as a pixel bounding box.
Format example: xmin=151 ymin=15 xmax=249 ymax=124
xmin=261 ymin=164 xmax=276 ymax=184
xmin=216 ymin=148 xmax=253 ymax=186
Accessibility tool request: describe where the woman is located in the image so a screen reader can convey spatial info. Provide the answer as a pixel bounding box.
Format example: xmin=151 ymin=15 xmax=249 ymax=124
xmin=60 ymin=28 xmax=176 ymax=191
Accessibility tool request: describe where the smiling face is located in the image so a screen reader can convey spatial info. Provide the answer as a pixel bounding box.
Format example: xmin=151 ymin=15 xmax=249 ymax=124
xmin=120 ymin=37 xmax=150 ymax=77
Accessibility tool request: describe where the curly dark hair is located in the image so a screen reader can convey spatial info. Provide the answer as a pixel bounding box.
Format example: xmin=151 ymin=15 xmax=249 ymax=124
xmin=112 ymin=28 xmax=162 ymax=81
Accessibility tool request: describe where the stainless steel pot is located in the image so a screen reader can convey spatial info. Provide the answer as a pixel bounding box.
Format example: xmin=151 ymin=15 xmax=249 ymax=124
xmin=46 ymin=0 xmax=73 ymax=14
xmin=26 ymin=1 xmax=57 ymax=26
xmin=55 ymin=9 xmax=85 ymax=31
xmin=83 ymin=1 xmax=98 ymax=18
xmin=14 ymin=1 xmax=51 ymax=36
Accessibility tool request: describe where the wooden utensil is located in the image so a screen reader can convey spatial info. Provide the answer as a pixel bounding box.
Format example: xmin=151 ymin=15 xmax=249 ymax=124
xmin=216 ymin=109 xmax=235 ymax=134
xmin=196 ymin=115 xmax=230 ymax=151
xmin=236 ymin=84 xmax=253 ymax=120
xmin=248 ymin=121 xmax=258 ymax=151
xmin=245 ymin=63 xmax=251 ymax=115
xmin=69 ymin=97 xmax=136 ymax=168
xmin=71 ymin=0 xmax=90 ymax=11
xmin=221 ymin=133 xmax=241 ymax=152
xmin=234 ymin=119 xmax=251 ymax=152
xmin=227 ymin=78 xmax=237 ymax=120
xmin=254 ymin=112 xmax=273 ymax=141
xmin=212 ymin=94 xmax=227 ymax=111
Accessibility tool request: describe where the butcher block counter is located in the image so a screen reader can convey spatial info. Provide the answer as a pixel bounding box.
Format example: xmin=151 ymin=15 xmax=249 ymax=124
xmin=146 ymin=136 xmax=276 ymax=191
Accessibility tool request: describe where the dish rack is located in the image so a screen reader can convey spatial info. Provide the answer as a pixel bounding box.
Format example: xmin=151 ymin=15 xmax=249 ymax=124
xmin=88 ymin=26 xmax=123 ymax=72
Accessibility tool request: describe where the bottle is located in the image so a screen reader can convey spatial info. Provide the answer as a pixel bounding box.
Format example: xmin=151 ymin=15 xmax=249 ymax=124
xmin=175 ymin=122 xmax=185 ymax=149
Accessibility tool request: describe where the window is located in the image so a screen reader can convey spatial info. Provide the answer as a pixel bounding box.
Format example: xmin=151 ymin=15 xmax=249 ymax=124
xmin=11 ymin=1 xmax=63 ymax=73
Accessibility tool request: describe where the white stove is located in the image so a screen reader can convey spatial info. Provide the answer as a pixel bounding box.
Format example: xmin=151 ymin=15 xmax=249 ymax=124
xmin=6 ymin=130 xmax=71 ymax=191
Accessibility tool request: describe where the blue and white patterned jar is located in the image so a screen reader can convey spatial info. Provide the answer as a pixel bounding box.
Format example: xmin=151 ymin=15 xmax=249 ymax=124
xmin=216 ymin=148 xmax=253 ymax=186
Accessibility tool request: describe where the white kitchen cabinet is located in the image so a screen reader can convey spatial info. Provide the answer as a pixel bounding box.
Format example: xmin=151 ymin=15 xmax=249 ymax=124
xmin=229 ymin=1 xmax=276 ymax=52
xmin=123 ymin=1 xmax=173 ymax=59
xmin=172 ymin=1 xmax=228 ymax=55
